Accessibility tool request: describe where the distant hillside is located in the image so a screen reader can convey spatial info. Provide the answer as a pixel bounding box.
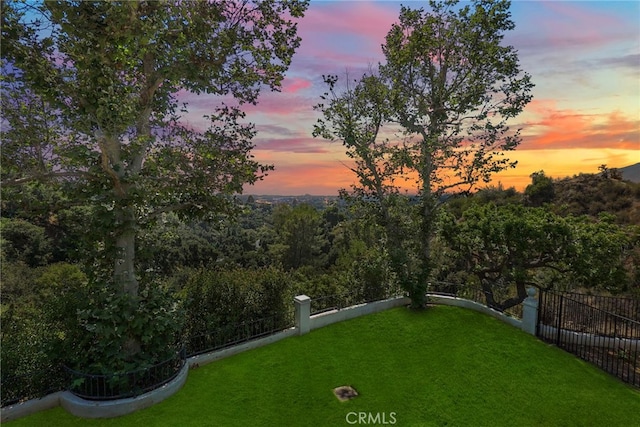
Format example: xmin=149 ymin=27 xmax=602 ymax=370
xmin=619 ymin=163 xmax=640 ymax=183
xmin=552 ymin=172 xmax=640 ymax=224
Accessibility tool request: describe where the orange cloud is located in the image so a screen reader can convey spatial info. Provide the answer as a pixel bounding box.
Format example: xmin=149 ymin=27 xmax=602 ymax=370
xmin=518 ymin=99 xmax=639 ymax=151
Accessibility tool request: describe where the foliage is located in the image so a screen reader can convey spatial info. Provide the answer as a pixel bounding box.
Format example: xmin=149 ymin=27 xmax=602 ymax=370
xmin=569 ymin=214 xmax=637 ymax=294
xmin=0 ymin=261 xmax=43 ymax=312
xmin=71 ymin=282 xmax=183 ymax=374
xmin=314 ymin=0 xmax=533 ymax=308
xmin=1 ymin=263 xmax=87 ymax=394
xmin=136 ymin=214 xmax=220 ymax=277
xmin=2 ymin=0 xmax=308 ymax=372
xmin=524 ymin=170 xmax=555 ymax=207
xmin=0 ymin=182 xmax=97 ymax=265
xmin=271 ymin=203 xmax=328 ymax=270
xmin=178 ymin=267 xmax=293 ymax=345
xmin=552 ymin=172 xmax=640 ymax=224
xmin=439 ymin=203 xmax=636 ymax=310
xmin=0 ymin=218 xmax=52 ymax=267
xmin=329 ymin=198 xmax=403 ymax=300
xmin=445 ymin=183 xmax=521 ymax=218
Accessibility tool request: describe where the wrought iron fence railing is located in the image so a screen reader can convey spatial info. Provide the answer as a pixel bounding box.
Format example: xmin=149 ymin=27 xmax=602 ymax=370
xmin=0 ymin=365 xmax=68 ymax=407
xmin=541 ymin=291 xmax=639 ymax=322
xmin=185 ymin=310 xmax=296 ymax=358
xmin=64 ymin=348 xmax=186 ymax=401
xmin=538 ymin=290 xmax=639 ymax=388
xmin=309 ymin=286 xmax=404 ymax=316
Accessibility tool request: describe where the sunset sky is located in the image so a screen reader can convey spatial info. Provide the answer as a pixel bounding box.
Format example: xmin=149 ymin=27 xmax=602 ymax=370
xmin=189 ymin=0 xmax=640 ymax=196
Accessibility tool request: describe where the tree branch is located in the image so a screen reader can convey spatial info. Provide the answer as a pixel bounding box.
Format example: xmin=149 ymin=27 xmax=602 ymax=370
xmin=143 ymin=202 xmax=203 ymax=221
xmin=1 ymin=171 xmax=96 ymax=187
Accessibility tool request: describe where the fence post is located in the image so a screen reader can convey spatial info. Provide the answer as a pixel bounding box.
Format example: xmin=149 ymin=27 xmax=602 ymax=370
xmin=294 ymin=295 xmax=311 ymax=336
xmin=522 ymin=287 xmax=538 ymax=335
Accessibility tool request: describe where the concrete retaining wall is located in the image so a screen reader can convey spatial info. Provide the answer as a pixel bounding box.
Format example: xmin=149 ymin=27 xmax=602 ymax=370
xmin=59 ymin=362 xmax=189 ymax=419
xmin=309 ymin=296 xmax=412 ymax=331
xmin=0 ymin=391 xmax=65 ymax=423
xmin=538 ymin=324 xmax=639 ymax=350
xmin=429 ymin=294 xmax=523 ymax=330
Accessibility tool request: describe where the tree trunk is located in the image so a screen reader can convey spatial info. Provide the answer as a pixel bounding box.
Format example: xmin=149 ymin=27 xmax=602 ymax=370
xmin=114 ymin=204 xmax=141 ymax=357
xmin=114 ymin=205 xmax=139 ymax=297
xmin=408 ymin=145 xmax=436 ymax=309
xmin=481 ymin=280 xmax=528 ymax=312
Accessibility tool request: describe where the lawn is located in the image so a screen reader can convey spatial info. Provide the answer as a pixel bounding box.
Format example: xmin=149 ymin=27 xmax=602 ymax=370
xmin=8 ymin=305 xmax=640 ymax=426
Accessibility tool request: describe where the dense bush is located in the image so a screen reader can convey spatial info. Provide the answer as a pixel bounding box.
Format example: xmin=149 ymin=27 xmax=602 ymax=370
xmin=1 ymin=263 xmax=88 ymax=403
xmin=178 ymin=267 xmax=294 ymax=349
xmin=0 ymin=218 xmax=52 ymax=267
xmin=70 ymin=282 xmax=183 ymax=374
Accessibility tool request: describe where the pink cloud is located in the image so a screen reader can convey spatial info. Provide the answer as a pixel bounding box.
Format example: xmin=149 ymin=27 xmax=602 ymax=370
xmin=300 ymin=1 xmax=396 ymax=41
xmin=255 ymin=124 xmax=298 ymax=137
xmin=282 ymin=77 xmax=312 ymax=94
xmin=176 ymin=88 xmax=315 ymax=124
xmin=243 ymin=92 xmax=314 ymax=117
xmin=292 ymin=1 xmax=398 ymax=73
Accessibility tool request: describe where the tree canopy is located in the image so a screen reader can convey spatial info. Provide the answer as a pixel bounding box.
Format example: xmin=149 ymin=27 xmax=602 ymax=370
xmin=1 ymin=0 xmax=309 ymax=297
xmin=440 ymin=203 xmax=635 ymax=309
xmin=315 ymin=0 xmax=533 ymax=307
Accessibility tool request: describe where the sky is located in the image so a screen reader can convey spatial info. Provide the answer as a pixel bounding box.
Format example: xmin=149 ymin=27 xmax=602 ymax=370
xmin=189 ymin=0 xmax=640 ymax=196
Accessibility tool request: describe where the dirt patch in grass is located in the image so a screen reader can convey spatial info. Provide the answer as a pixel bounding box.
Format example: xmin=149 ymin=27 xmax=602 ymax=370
xmin=333 ymin=385 xmax=358 ymax=401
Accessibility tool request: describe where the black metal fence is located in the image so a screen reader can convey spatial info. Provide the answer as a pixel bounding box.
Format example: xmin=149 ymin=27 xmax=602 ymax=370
xmin=541 ymin=291 xmax=639 ymax=322
xmin=2 ymin=310 xmax=297 ymax=406
xmin=0 ymin=365 xmax=68 ymax=407
xmin=310 ymin=287 xmax=404 ymax=316
xmin=64 ymin=349 xmax=185 ymax=400
xmin=185 ymin=310 xmax=295 ymax=357
xmin=538 ymin=290 xmax=640 ymax=388
xmin=310 ymin=291 xmax=369 ymax=315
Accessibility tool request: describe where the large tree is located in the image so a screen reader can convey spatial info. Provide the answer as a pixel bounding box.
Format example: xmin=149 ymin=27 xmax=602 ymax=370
xmin=2 ymin=1 xmax=308 ymax=297
xmin=314 ymin=0 xmax=533 ymax=307
xmin=439 ymin=204 xmax=635 ymax=310
xmin=2 ymin=1 xmax=308 ymax=365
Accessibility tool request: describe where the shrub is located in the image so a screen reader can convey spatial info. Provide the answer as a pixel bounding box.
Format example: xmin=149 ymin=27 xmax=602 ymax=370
xmin=178 ymin=267 xmax=293 ymax=353
xmin=1 ymin=263 xmax=88 ymax=404
xmin=71 ymin=282 xmax=183 ymax=374
xmin=0 ymin=218 xmax=52 ymax=267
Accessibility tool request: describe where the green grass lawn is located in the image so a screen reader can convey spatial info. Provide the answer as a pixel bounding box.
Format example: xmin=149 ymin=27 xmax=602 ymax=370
xmin=8 ymin=305 xmax=640 ymax=426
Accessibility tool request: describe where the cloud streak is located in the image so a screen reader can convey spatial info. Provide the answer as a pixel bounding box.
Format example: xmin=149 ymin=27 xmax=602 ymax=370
xmin=520 ymin=100 xmax=639 ymax=151
xmin=281 ymin=77 xmax=312 ymax=94
xmin=254 ymin=137 xmax=331 ymax=154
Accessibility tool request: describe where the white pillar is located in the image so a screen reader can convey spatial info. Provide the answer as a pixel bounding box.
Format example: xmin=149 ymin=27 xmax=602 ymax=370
xmin=522 ymin=287 xmax=538 ymax=335
xmin=294 ymin=295 xmax=311 ymax=336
